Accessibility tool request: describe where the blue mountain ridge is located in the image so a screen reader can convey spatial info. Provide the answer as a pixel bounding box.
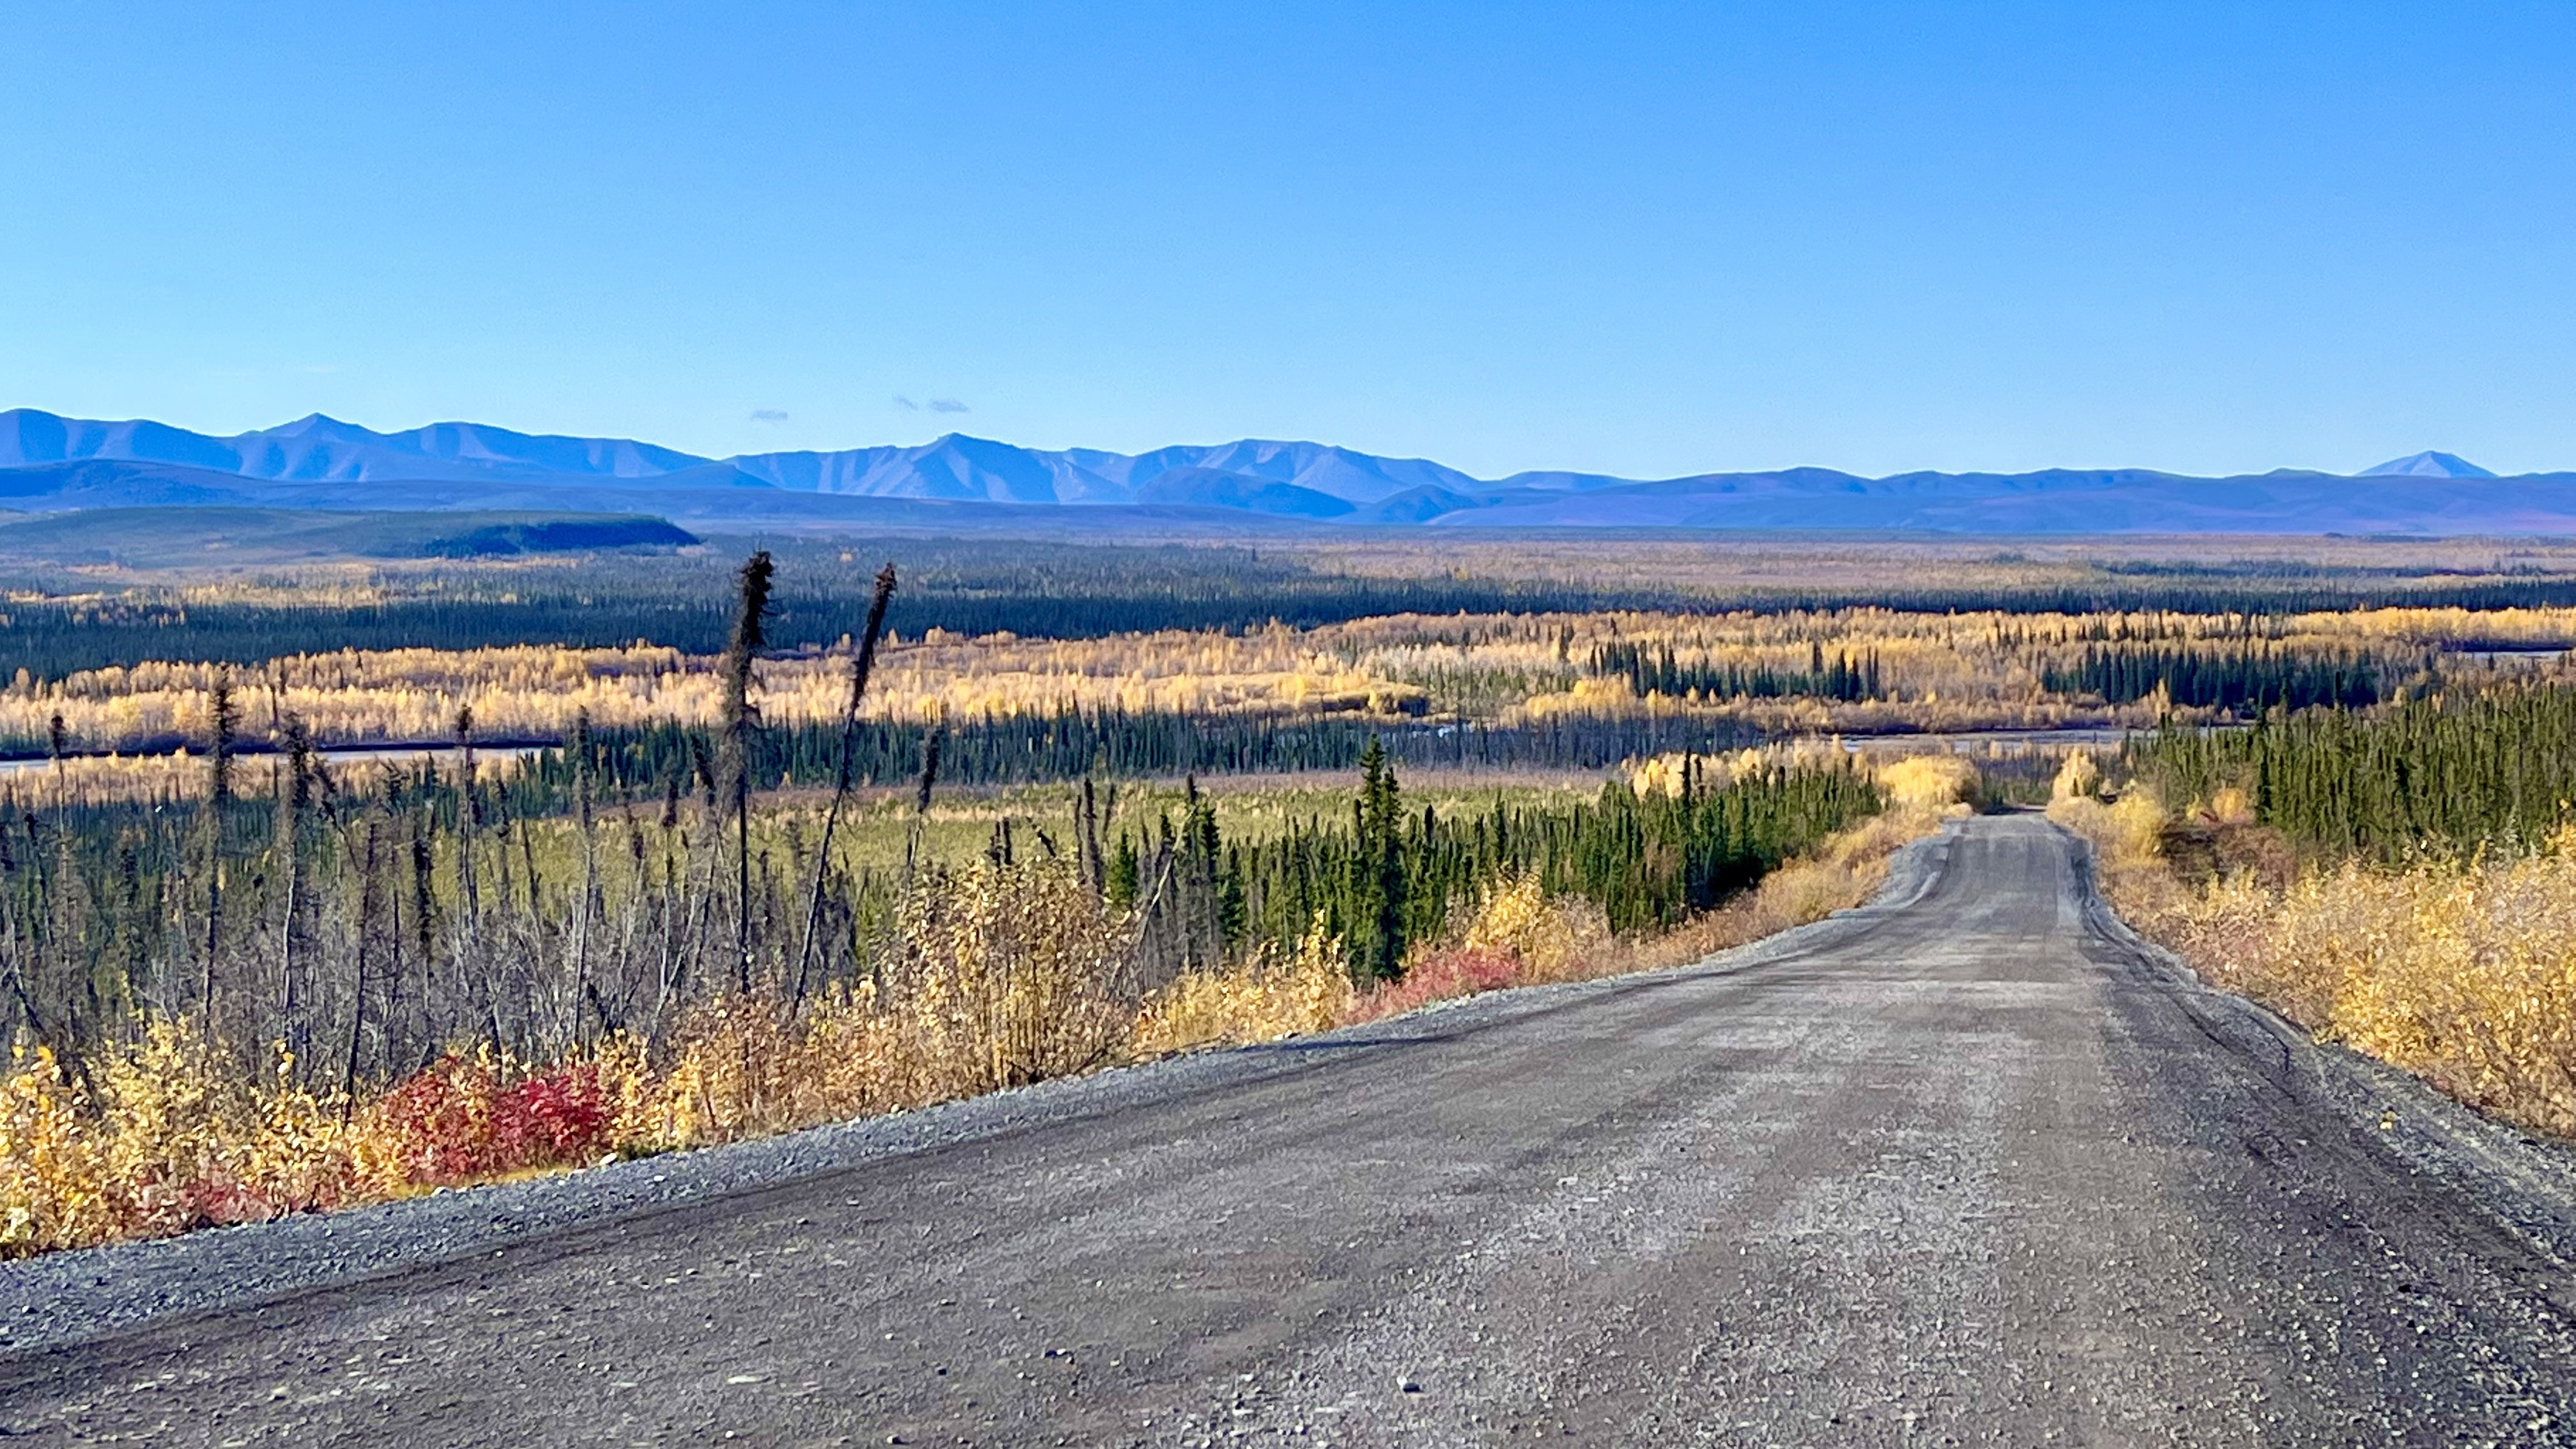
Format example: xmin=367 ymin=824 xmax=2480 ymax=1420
xmin=3 ymin=408 xmax=2572 ymax=535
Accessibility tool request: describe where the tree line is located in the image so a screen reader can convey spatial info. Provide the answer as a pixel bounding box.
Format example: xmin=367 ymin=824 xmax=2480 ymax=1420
xmin=14 ymin=530 xmax=2576 ymax=682
xmin=2043 ymin=643 xmax=2405 ymax=713
xmin=1593 ymin=640 xmax=1885 ymax=703
xmin=1112 ymin=741 xmax=1882 ymax=986
xmin=2129 ymin=680 xmax=2576 ymax=862
xmin=502 ymin=709 xmax=1765 ymax=808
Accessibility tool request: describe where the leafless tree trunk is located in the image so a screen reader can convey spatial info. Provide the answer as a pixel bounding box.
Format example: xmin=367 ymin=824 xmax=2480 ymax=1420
xmin=719 ymin=551 xmax=776 ymax=996
xmin=201 ymin=673 xmax=237 ymax=1025
xmin=452 ymin=706 xmax=500 ymax=1052
xmin=794 ymin=564 xmax=896 ymax=1011
xmin=568 ymin=709 xmax=597 ymax=1050
xmin=342 ymin=814 xmax=380 ymax=1117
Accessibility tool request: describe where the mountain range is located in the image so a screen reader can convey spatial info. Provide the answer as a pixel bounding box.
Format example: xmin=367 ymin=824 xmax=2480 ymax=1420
xmin=3 ymin=408 xmax=2570 ymax=535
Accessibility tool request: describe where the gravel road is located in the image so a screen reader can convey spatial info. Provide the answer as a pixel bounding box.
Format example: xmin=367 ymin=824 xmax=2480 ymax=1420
xmin=8 ymin=813 xmax=2576 ymax=1446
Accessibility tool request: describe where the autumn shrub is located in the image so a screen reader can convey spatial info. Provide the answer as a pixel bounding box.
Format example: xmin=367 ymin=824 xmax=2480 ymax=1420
xmin=0 ymin=1025 xmax=364 ymax=1255
xmin=371 ymin=1053 xmax=618 ymax=1188
xmin=1347 ymin=946 xmax=1528 ymax=1022
xmin=1877 ymin=753 xmax=1979 ymax=813
xmin=1461 ymin=870 xmax=1588 ymax=979
xmin=2046 ymin=748 xmax=2097 ymax=801
xmin=1134 ymin=917 xmax=1352 ymax=1054
xmin=2128 ymin=827 xmax=2576 ymax=1136
xmin=620 ymin=992 xmax=905 ymax=1149
xmin=2048 ymin=783 xmax=2167 ymax=868
xmin=884 ymin=859 xmax=1135 ymax=1093
xmin=2063 ymin=765 xmax=2576 ymax=1137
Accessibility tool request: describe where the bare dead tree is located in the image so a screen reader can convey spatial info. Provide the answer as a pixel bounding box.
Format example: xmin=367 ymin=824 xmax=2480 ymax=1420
xmin=406 ymin=804 xmax=436 ymax=1067
xmin=793 ymin=564 xmax=896 ymax=1011
xmin=452 ymin=705 xmax=500 ymax=1052
xmin=342 ymin=811 xmax=381 ymax=1118
xmin=902 ymin=723 xmax=945 ymax=884
xmin=273 ymin=716 xmax=316 ymax=1068
xmin=719 ymin=550 xmax=776 ymax=995
xmin=1077 ymin=778 xmax=1105 ymax=894
xmin=568 ymin=709 xmax=598 ymax=1049
xmin=201 ymin=672 xmax=238 ymax=1023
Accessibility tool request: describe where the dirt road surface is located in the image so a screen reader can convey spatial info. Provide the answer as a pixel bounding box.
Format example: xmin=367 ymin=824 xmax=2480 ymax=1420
xmin=8 ymin=815 xmax=2576 ymax=1445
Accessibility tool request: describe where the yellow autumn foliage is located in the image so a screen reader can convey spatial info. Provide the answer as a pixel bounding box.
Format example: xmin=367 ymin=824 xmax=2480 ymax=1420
xmin=2048 ymin=785 xmax=2168 ymax=864
xmin=0 ymin=1027 xmax=362 ymax=1256
xmin=12 ymin=604 xmax=2572 ymax=797
xmin=1133 ymin=916 xmax=1353 ymax=1056
xmin=2064 ymin=780 xmax=2576 ymax=1138
xmin=2050 ymin=750 xmax=2103 ymax=802
xmin=0 ymin=859 xmax=1142 ymax=1256
xmin=0 ymin=790 xmax=1980 ymax=1259
xmin=1462 ymin=871 xmax=1583 ymax=979
xmin=1875 ymin=753 xmax=1979 ymax=812
xmin=2138 ymin=829 xmax=2576 ymax=1136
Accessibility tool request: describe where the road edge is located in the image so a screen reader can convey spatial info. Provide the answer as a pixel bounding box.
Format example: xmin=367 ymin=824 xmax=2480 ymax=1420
xmin=2057 ymin=822 xmax=2576 ymax=1281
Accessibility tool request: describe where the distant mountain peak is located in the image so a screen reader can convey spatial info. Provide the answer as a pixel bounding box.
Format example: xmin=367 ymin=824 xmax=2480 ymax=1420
xmin=2360 ymin=450 xmax=2496 ymax=479
xmin=266 ymin=412 xmax=371 ymax=438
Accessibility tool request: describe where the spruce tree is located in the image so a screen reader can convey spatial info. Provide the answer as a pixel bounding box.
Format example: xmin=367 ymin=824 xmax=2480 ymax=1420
xmin=1352 ymin=739 xmax=1407 ymax=983
xmin=1105 ymin=833 xmax=1141 ymax=914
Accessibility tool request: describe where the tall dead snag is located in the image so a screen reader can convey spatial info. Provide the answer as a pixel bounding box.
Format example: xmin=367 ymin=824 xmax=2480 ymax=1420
xmin=201 ymin=671 xmax=238 ymax=1023
xmin=793 ymin=563 xmax=896 ymax=1011
xmin=452 ymin=705 xmax=499 ymax=1051
xmin=902 ymin=722 xmax=944 ymax=883
xmin=719 ymin=549 xmax=776 ymax=995
xmin=406 ymin=804 xmax=436 ymax=1064
xmin=273 ymin=716 xmax=316 ymax=1068
xmin=652 ymin=772 xmax=682 ymax=1034
xmin=343 ymin=810 xmax=381 ymax=1118
xmin=45 ymin=714 xmax=65 ymax=812
xmin=568 ymin=707 xmax=597 ymax=1048
xmin=1076 ymin=779 xmax=1101 ymax=893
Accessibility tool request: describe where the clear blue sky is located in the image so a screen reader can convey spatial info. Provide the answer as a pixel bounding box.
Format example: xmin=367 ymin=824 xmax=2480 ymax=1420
xmin=5 ymin=2 xmax=2572 ymax=479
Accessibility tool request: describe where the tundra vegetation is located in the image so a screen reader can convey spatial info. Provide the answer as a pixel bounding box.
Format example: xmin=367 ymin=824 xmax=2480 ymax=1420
xmin=0 ymin=530 xmax=2568 ymax=1255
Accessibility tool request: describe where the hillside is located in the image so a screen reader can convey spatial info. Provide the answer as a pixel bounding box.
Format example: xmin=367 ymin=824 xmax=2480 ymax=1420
xmin=0 ymin=507 xmax=696 ymax=569
xmin=4 ymin=409 xmax=2571 ymax=534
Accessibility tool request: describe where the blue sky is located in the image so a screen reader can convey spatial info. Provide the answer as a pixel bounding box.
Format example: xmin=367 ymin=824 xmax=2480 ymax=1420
xmin=4 ymin=2 xmax=2572 ymax=479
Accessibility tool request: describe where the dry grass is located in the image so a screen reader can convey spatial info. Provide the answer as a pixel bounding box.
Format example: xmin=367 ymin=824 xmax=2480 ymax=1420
xmin=1133 ymin=917 xmax=1353 ymax=1055
xmin=2056 ymin=783 xmax=2576 ymax=1138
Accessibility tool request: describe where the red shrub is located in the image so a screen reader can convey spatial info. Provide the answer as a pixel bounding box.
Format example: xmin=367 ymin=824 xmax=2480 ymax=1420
xmin=375 ymin=1056 xmax=615 ymax=1188
xmin=174 ymin=1172 xmax=290 ymax=1229
xmin=492 ymin=1064 xmax=613 ymax=1164
xmin=1346 ymin=946 xmax=1525 ymax=1023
